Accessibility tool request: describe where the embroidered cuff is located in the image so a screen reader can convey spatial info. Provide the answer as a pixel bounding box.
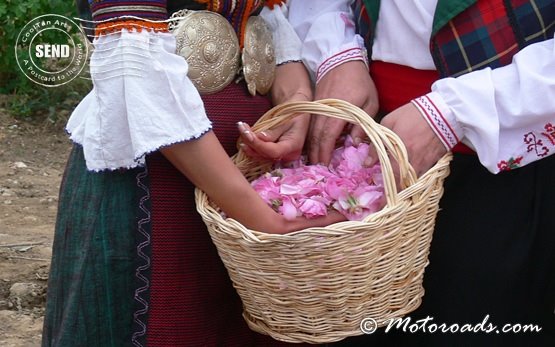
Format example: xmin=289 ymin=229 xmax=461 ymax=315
xmin=411 ymin=92 xmax=462 ymax=151
xmin=315 ymin=46 xmax=368 ymax=84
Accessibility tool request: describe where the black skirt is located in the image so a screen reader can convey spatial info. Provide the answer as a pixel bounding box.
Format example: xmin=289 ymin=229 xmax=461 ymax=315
xmin=336 ymin=153 xmax=555 ymax=347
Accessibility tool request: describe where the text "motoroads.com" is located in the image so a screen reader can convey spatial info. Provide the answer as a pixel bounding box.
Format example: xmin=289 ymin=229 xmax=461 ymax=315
xmin=360 ymin=315 xmax=542 ymax=335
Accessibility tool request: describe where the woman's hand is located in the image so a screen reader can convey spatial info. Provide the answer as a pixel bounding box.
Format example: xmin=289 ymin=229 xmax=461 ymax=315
xmin=161 ymin=130 xmax=344 ymax=234
xmin=239 ymin=62 xmax=312 ymax=162
xmin=238 ymin=116 xmax=309 ymax=162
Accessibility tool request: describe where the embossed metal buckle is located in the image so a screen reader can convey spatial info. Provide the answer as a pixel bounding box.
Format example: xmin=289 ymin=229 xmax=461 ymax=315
xmin=242 ymin=16 xmax=275 ymax=96
xmin=170 ymin=10 xmax=275 ymax=96
xmin=170 ymin=10 xmax=240 ymax=94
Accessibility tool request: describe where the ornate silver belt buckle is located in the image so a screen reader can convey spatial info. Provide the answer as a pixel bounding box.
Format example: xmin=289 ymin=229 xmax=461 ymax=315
xmin=242 ymin=16 xmax=275 ymax=96
xmin=170 ymin=10 xmax=240 ymax=95
xmin=170 ymin=10 xmax=275 ymax=96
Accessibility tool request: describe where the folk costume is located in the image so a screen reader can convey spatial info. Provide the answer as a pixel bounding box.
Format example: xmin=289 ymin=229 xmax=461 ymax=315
xmin=42 ymin=1 xmax=305 ymax=346
xmin=263 ymin=0 xmax=555 ymax=345
xmin=333 ymin=0 xmax=554 ymax=345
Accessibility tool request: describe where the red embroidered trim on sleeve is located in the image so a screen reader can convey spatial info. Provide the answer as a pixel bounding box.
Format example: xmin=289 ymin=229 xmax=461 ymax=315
xmin=316 ymin=48 xmax=367 ymax=84
xmin=94 ymin=20 xmax=169 ymax=37
xmin=523 ymin=122 xmax=555 ymax=159
xmin=411 ymin=96 xmax=459 ymax=150
xmin=497 ymin=156 xmax=523 ymax=171
xmin=541 ymin=122 xmax=555 ymax=145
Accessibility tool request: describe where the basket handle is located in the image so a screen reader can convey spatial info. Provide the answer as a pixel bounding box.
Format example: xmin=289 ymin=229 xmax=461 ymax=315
xmin=243 ymin=99 xmax=418 ymax=207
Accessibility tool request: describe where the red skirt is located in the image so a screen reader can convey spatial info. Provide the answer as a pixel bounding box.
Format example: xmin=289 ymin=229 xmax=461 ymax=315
xmin=143 ymin=82 xmax=294 ymax=346
xmin=42 ymin=82 xmax=297 ymax=347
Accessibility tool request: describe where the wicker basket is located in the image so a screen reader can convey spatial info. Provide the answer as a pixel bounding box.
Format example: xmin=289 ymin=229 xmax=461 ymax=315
xmin=195 ymin=99 xmax=452 ymax=343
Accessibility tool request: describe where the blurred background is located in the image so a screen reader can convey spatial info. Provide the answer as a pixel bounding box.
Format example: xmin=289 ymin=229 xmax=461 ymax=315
xmin=0 ymin=1 xmax=91 ymax=346
xmin=1 ymin=0 xmax=91 ymax=125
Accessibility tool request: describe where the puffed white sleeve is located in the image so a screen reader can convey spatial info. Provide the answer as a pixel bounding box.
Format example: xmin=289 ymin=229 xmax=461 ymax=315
xmin=259 ymin=4 xmax=303 ymax=65
xmin=412 ymin=33 xmax=555 ymax=173
xmin=286 ymin=0 xmax=368 ymax=83
xmin=66 ymin=30 xmax=212 ymax=171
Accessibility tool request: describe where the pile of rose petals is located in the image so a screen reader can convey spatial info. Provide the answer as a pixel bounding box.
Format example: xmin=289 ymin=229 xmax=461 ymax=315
xmin=252 ymin=136 xmax=385 ymax=221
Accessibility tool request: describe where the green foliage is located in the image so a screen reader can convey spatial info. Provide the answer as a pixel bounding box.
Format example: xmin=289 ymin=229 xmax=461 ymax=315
xmin=1 ymin=0 xmax=77 ymax=89
xmin=0 ymin=0 xmax=91 ymax=122
xmin=6 ymin=76 xmax=91 ymax=125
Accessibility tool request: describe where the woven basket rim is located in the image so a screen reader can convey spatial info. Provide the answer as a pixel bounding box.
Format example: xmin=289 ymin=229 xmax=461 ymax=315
xmin=193 ymin=99 xmax=453 ymax=343
xmin=195 ymin=99 xmax=452 ymax=240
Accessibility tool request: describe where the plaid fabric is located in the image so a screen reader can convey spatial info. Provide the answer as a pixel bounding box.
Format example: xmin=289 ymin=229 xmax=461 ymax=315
xmin=353 ymin=0 xmax=379 ymax=59
xmin=431 ymin=0 xmax=555 ymax=77
xmin=354 ymin=0 xmax=555 ymax=78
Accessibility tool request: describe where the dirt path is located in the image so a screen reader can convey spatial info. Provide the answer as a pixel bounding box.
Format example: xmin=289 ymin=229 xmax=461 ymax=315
xmin=0 ymin=99 xmax=71 ymax=347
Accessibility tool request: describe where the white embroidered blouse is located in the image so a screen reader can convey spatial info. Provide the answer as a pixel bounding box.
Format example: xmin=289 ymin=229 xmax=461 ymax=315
xmin=69 ymin=1 xmax=555 ymax=173
xmin=262 ymin=0 xmax=555 ymax=173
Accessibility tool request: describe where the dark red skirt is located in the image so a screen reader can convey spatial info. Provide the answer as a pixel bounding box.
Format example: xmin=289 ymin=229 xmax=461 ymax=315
xmin=144 ymin=82 xmax=297 ymax=346
xmin=43 ymin=82 xmax=297 ymax=347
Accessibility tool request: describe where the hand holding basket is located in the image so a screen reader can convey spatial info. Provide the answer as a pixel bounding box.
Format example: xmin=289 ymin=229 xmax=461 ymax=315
xmin=195 ymin=99 xmax=452 ymax=343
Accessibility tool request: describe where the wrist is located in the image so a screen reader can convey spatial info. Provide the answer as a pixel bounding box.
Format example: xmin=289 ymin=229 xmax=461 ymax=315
xmin=273 ymin=88 xmax=313 ymax=106
xmin=316 ymin=50 xmax=368 ymax=85
xmin=272 ymin=62 xmax=313 ymax=105
xmin=262 ymin=215 xmax=291 ymax=234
